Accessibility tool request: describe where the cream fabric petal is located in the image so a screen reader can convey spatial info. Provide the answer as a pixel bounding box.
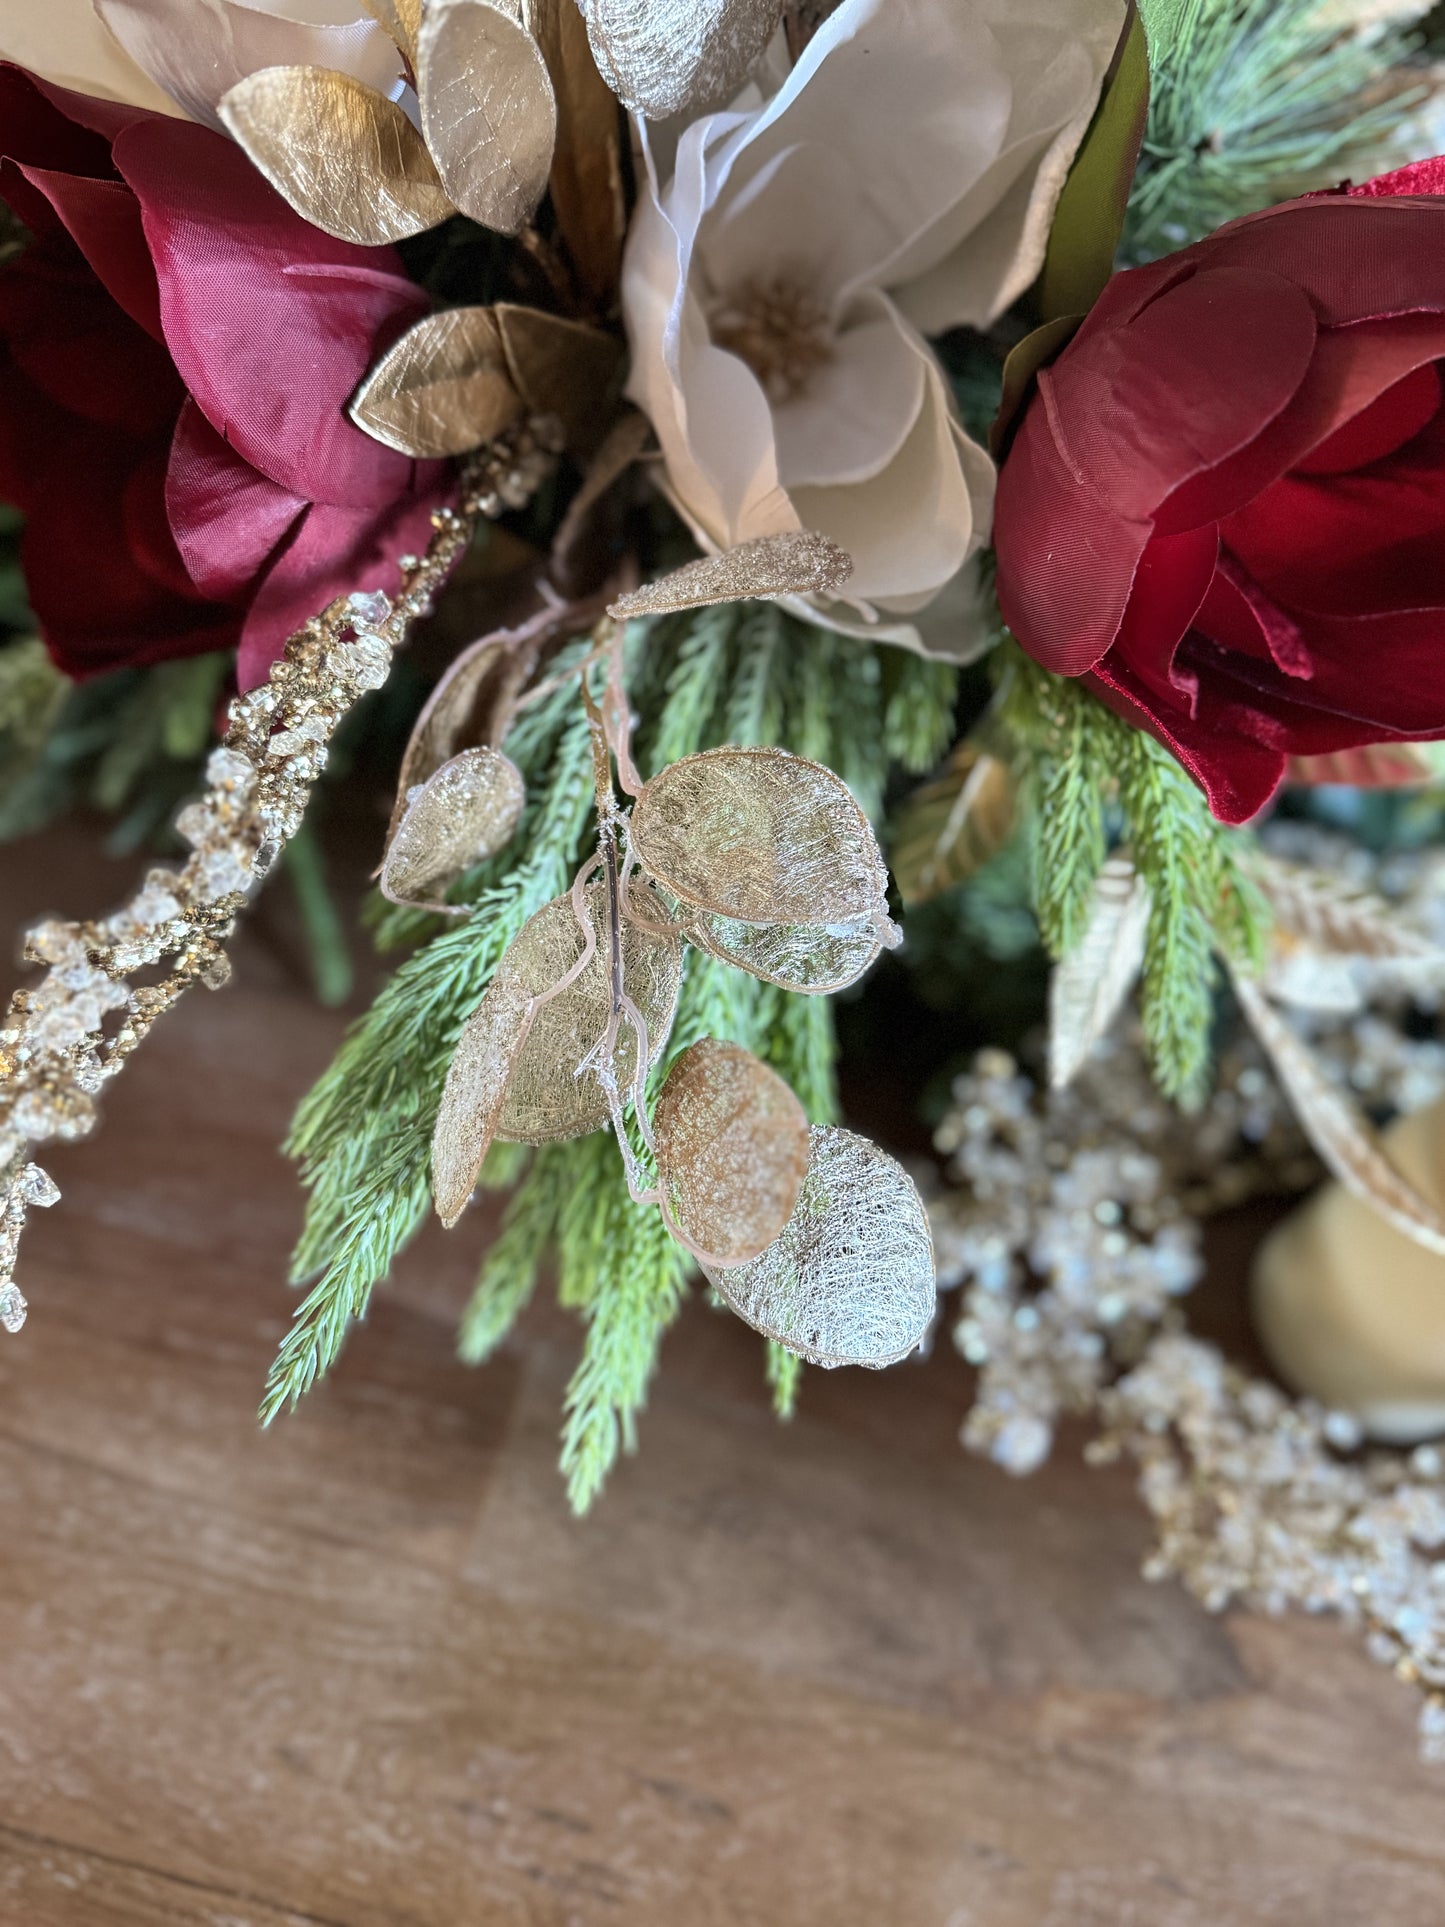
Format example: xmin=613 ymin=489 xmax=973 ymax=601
xmin=702 ymin=140 xmax=889 ymax=315
xmin=0 ymin=0 xmax=179 ymax=112
xmin=771 ymin=306 xmax=925 ymax=492
xmin=96 ymin=0 xmax=403 ymax=131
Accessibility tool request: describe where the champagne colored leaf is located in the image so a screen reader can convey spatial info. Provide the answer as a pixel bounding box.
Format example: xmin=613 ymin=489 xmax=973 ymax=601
xmin=1233 ymin=973 xmax=1445 ymax=1258
xmin=630 ymin=746 xmax=889 ymax=927
xmin=1048 ymin=854 xmax=1148 ymax=1090
xmin=654 ymin=1039 xmax=809 ymax=1265
xmin=523 ymin=0 xmax=626 ymax=310
xmin=432 ymin=973 xmax=536 ymax=1226
xmin=891 ymin=743 xmax=1016 ymax=906
xmin=1256 ymin=855 xmax=1440 ymax=963
xmin=350 ymin=306 xmax=524 ymax=458
xmin=380 ymin=746 xmax=526 ymax=910
xmin=1287 ymin=743 xmax=1438 ymax=789
xmin=218 ymin=66 xmax=453 ymax=247
xmin=495 ymin=303 xmax=624 ymax=455
xmin=685 ymin=909 xmax=890 ymax=996
xmin=417 ymin=0 xmax=558 ymax=235
xmin=704 ymin=1127 xmax=936 ymax=1368
xmin=608 ymin=531 xmax=852 ymax=618
xmin=581 ymin=0 xmax=783 ymax=119
xmin=552 ymin=408 xmax=653 ymax=587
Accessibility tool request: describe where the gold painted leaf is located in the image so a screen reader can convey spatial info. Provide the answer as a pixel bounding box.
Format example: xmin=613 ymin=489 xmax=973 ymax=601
xmin=380 ymin=746 xmax=526 ymax=911
xmin=582 ymin=0 xmax=783 ymax=119
xmin=361 ymin=0 xmax=423 ymax=63
xmin=609 ymin=531 xmax=852 ymax=619
xmin=417 ymin=0 xmax=558 ymax=236
xmin=654 ymin=1039 xmax=810 ymax=1265
xmin=1233 ymin=973 xmax=1445 ymax=1258
xmin=703 ymin=1127 xmax=936 ymax=1368
xmin=431 ymin=973 xmax=536 ymax=1227
xmin=523 ymin=0 xmax=625 ymax=311
xmin=552 ymin=408 xmax=653 ymax=589
xmin=891 ymin=743 xmax=1016 ymax=906
xmin=350 ymin=306 xmax=524 ymax=458
xmin=218 ymin=67 xmax=452 ymax=247
xmin=495 ymin=304 xmax=623 ymax=456
xmin=630 ymin=746 xmax=889 ymax=927
xmin=1048 ymin=854 xmax=1148 ymax=1090
xmin=685 ymin=909 xmax=891 ymax=996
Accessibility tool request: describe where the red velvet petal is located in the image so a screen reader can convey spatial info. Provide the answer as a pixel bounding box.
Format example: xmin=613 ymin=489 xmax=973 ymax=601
xmin=1087 ymin=655 xmax=1288 ymax=825
xmin=112 ymin=115 xmax=434 ymax=509
xmin=1346 ymin=157 xmax=1445 ymax=199
xmin=1111 ymin=524 xmax=1218 ymax=708
xmin=165 ymin=398 xmax=306 ymax=601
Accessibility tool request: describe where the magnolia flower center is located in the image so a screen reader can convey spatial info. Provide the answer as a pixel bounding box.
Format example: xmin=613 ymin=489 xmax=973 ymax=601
xmin=710 ymin=277 xmax=835 ymax=406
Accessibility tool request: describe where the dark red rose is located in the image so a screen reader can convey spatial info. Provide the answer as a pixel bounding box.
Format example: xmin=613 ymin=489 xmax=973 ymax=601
xmin=0 ymin=65 xmax=452 ymax=685
xmin=994 ymin=159 xmax=1445 ymax=824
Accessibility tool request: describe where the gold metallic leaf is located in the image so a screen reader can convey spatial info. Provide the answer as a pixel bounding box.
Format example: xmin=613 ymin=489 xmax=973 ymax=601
xmin=703 ymin=1127 xmax=936 ymax=1368
xmin=350 ymin=306 xmax=524 ymax=459
xmin=416 ymin=0 xmax=558 ymax=236
xmin=608 ymin=531 xmax=853 ymax=619
xmin=495 ymin=304 xmax=623 ymax=456
xmin=432 ymin=972 xmax=536 ymax=1227
xmin=552 ymin=408 xmax=653 ymax=587
xmin=1233 ymin=973 xmax=1445 ymax=1258
xmin=380 ymin=746 xmax=526 ymax=911
xmin=581 ymin=0 xmax=783 ymax=119
xmin=524 ymin=0 xmax=625 ymax=311
xmin=654 ymin=1039 xmax=809 ymax=1265
xmin=891 ymin=743 xmax=1016 ymax=907
xmin=685 ymin=909 xmax=890 ymax=995
xmin=630 ymin=746 xmax=889 ymax=927
xmin=218 ymin=67 xmax=452 ymax=247
xmin=361 ymin=0 xmax=423 ymax=64
xmin=1048 ymin=854 xmax=1148 ymax=1091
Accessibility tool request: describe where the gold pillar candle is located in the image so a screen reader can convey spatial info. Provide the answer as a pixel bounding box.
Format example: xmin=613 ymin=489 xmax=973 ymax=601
xmin=1253 ymin=1097 xmax=1445 ymax=1442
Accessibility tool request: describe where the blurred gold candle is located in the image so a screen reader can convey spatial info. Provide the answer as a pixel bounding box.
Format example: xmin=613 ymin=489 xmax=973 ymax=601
xmin=1253 ymin=1098 xmax=1445 ymax=1443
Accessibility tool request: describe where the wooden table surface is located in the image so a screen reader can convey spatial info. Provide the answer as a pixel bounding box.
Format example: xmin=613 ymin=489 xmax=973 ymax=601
xmin=2 ymin=825 xmax=1444 ymax=1927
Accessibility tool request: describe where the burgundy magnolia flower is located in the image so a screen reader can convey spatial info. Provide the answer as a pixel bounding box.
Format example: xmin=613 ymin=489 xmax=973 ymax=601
xmin=0 ymin=64 xmax=451 ymax=686
xmin=994 ymin=159 xmax=1445 ymax=823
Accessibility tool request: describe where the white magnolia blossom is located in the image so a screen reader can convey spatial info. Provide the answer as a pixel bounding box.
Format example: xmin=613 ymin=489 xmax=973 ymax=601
xmin=0 ymin=0 xmax=402 ymax=128
xmin=622 ymin=0 xmax=1126 ymax=656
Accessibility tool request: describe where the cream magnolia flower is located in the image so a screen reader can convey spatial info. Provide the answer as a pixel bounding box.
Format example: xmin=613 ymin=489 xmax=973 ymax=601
xmin=622 ymin=0 xmax=1126 ymax=654
xmin=0 ymin=0 xmax=402 ymax=127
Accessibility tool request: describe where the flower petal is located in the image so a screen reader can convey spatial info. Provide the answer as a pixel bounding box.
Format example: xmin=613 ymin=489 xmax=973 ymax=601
xmin=165 ymin=396 xmax=306 ymax=601
xmin=771 ymin=305 xmax=924 ymax=492
xmin=0 ymin=2 xmax=178 ymax=115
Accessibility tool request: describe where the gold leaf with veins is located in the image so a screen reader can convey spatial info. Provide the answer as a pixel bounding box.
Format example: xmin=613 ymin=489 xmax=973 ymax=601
xmin=703 ymin=1127 xmax=936 ymax=1367
xmin=630 ymin=746 xmax=888 ymax=926
xmin=417 ymin=0 xmax=558 ymax=236
xmin=219 ymin=66 xmax=453 ymax=247
xmin=351 ymin=307 xmax=524 ymax=458
xmin=1048 ymin=854 xmax=1148 ymax=1091
xmin=685 ymin=908 xmax=889 ymax=996
xmin=653 ymin=1038 xmax=809 ymax=1265
xmin=524 ymin=0 xmax=626 ymax=310
xmin=608 ymin=531 xmax=852 ymax=619
xmin=381 ymin=746 xmax=526 ymax=911
xmin=494 ymin=304 xmax=623 ymax=457
xmin=580 ymin=0 xmax=784 ymax=119
xmin=432 ymin=972 xmax=537 ymax=1228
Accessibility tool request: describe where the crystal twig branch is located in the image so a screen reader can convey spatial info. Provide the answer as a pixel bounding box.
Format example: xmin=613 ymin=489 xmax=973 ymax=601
xmin=0 ymin=423 xmax=561 ymax=1335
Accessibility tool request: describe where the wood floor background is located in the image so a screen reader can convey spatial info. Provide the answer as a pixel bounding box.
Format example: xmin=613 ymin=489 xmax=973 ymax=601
xmin=2 ymin=824 xmax=1444 ymax=1927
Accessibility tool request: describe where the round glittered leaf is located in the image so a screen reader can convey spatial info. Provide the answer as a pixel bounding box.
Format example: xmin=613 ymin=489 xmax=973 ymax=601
xmin=685 ymin=909 xmax=887 ymax=995
xmin=381 ymin=746 xmax=526 ymax=911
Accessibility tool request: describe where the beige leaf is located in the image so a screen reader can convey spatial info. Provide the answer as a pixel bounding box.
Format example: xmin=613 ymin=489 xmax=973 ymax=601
xmin=350 ymin=306 xmax=524 ymax=458
xmin=361 ymin=0 xmax=424 ymax=63
xmin=685 ymin=909 xmax=892 ymax=996
xmin=1256 ymin=853 xmax=1439 ymax=963
xmin=1048 ymin=854 xmax=1149 ymax=1091
xmin=552 ymin=408 xmax=654 ymax=588
xmin=654 ymin=1039 xmax=809 ymax=1265
xmin=218 ymin=67 xmax=453 ymax=247
xmin=523 ymin=0 xmax=626 ymax=311
xmin=630 ymin=746 xmax=889 ymax=927
xmin=608 ymin=531 xmax=852 ymax=619
xmin=495 ymin=304 xmax=624 ymax=455
xmin=582 ymin=0 xmax=783 ymax=119
xmin=703 ymin=1127 xmax=936 ymax=1368
xmin=1233 ymin=973 xmax=1445 ymax=1258
xmin=416 ymin=0 xmax=558 ymax=236
xmin=380 ymin=746 xmax=526 ymax=911
xmin=891 ymin=743 xmax=1016 ymax=906
xmin=432 ymin=973 xmax=536 ymax=1227
xmin=1287 ymin=743 xmax=1438 ymax=789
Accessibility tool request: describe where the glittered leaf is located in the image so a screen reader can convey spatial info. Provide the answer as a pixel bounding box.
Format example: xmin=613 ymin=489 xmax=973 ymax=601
xmin=1257 ymin=856 xmax=1440 ymax=964
xmin=630 ymin=746 xmax=889 ymax=926
xmin=581 ymin=0 xmax=783 ymax=118
xmin=1048 ymin=854 xmax=1149 ymax=1089
xmin=495 ymin=304 xmax=624 ymax=455
xmin=1037 ymin=6 xmax=1149 ymax=321
xmin=704 ymin=1127 xmax=936 ymax=1368
xmin=350 ymin=306 xmax=524 ymax=458
xmin=609 ymin=532 xmax=852 ymax=619
xmin=1233 ymin=974 xmax=1445 ymax=1258
xmin=891 ymin=743 xmax=1016 ymax=906
xmin=380 ymin=746 xmax=526 ymax=911
xmin=523 ymin=0 xmax=626 ymax=310
xmin=1287 ymin=743 xmax=1438 ymax=789
xmin=431 ymin=973 xmax=536 ymax=1226
xmin=417 ymin=0 xmax=558 ymax=236
xmin=218 ymin=67 xmax=452 ymax=247
xmin=685 ymin=909 xmax=891 ymax=995
xmin=654 ymin=1038 xmax=809 ymax=1265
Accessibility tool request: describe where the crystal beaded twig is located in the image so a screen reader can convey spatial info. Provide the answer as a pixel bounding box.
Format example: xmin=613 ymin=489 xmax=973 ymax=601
xmin=0 ymin=423 xmax=561 ymax=1335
